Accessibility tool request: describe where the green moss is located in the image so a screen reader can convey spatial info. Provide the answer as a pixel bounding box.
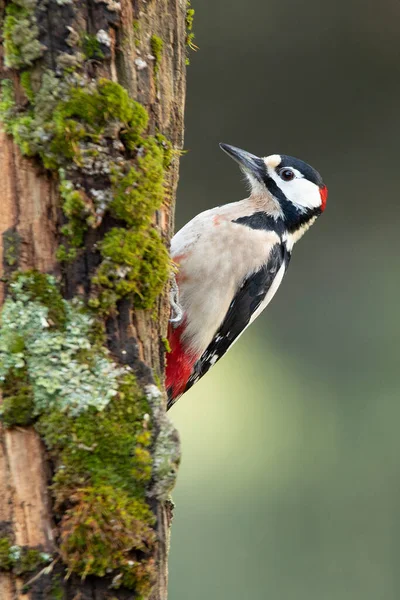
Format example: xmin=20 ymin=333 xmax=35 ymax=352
xmin=0 ymin=538 xmax=13 ymax=570
xmin=39 ymin=78 xmax=149 ymax=174
xmin=55 ymin=244 xmax=77 ymax=263
xmin=59 ymin=78 xmax=147 ymax=130
xmin=0 ymin=537 xmax=52 ymax=574
xmin=109 ymin=140 xmax=165 ymax=226
xmin=120 ymin=106 xmax=149 ymax=151
xmin=38 ymin=373 xmax=152 ymax=494
xmin=137 ymin=230 xmax=170 ymax=308
xmin=0 ymin=366 xmax=34 ymax=427
xmin=185 ymin=0 xmax=196 ymax=64
xmin=15 ymin=548 xmax=51 ymax=575
xmin=36 ymin=373 xmax=156 ymax=591
xmin=0 ymin=80 xmax=16 ymax=133
xmin=133 ymin=20 xmax=141 ymax=48
xmin=4 ymin=2 xmax=43 ymax=69
xmin=11 ymin=114 xmax=36 ymax=156
xmin=20 ymin=70 xmax=35 ymax=102
xmin=186 ymin=2 xmax=195 ymax=31
xmin=49 ymin=575 xmax=64 ymax=600
xmin=3 ymin=228 xmax=21 ymax=267
xmin=82 ymin=34 xmax=105 ymax=60
xmin=162 ymin=337 xmax=171 ymax=353
xmin=150 ymin=35 xmax=163 ymax=74
xmin=94 ymin=227 xmax=169 ymax=311
xmin=59 ymin=179 xmax=89 ymax=249
xmin=60 ymin=486 xmax=155 ymax=594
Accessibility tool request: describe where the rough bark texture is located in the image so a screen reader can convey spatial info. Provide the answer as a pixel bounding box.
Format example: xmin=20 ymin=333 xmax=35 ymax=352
xmin=0 ymin=0 xmax=187 ymax=597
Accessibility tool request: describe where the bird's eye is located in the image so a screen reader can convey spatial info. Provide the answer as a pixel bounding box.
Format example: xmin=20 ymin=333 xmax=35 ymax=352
xmin=279 ymin=168 xmax=295 ymax=182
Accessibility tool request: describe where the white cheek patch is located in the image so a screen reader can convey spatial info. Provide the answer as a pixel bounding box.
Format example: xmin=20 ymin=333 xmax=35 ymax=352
xmin=266 ymin=166 xmax=321 ymax=211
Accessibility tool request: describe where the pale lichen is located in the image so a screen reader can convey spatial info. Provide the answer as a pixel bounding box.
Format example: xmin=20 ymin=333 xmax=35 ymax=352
xmin=0 ymin=273 xmax=125 ymax=417
xmin=145 ymin=385 xmax=180 ymax=501
xmin=96 ymin=29 xmax=111 ymax=47
xmin=3 ymin=0 xmax=44 ymax=69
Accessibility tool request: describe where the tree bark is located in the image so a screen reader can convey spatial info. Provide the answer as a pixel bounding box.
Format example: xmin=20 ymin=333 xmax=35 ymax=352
xmin=0 ymin=0 xmax=187 ymax=597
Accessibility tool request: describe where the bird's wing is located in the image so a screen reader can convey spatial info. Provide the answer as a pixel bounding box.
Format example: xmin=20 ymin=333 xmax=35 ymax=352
xmin=182 ymin=242 xmax=289 ymax=395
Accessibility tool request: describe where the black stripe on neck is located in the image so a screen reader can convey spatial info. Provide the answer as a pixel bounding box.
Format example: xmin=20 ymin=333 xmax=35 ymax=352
xmin=233 ymin=212 xmax=286 ymax=237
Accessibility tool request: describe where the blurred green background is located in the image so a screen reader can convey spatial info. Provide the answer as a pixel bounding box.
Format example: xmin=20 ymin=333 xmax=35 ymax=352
xmin=168 ymin=0 xmax=400 ymax=598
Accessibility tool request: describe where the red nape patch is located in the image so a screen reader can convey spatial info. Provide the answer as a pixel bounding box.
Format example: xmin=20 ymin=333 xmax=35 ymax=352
xmin=320 ymin=186 xmax=328 ymax=212
xmin=166 ymin=320 xmax=197 ymax=402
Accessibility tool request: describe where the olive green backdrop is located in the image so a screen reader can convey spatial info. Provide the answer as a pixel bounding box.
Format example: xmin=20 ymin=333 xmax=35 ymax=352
xmin=168 ymin=1 xmax=400 ymax=598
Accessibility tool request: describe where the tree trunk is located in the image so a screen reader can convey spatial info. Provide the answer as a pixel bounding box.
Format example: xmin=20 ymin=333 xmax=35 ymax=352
xmin=0 ymin=0 xmax=187 ymax=597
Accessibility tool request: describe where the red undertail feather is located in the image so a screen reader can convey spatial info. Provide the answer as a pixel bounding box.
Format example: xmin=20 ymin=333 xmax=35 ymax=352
xmin=166 ymin=320 xmax=197 ymax=405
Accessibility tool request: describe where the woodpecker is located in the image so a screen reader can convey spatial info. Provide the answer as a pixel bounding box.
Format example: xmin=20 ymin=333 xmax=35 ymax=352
xmin=166 ymin=143 xmax=328 ymax=408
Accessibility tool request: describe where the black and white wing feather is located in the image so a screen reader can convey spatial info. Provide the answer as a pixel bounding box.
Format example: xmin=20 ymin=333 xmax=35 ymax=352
xmin=184 ymin=243 xmax=290 ymax=394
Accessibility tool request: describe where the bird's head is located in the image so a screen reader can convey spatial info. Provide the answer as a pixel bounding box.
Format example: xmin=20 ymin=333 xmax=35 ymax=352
xmin=220 ymin=143 xmax=328 ymax=230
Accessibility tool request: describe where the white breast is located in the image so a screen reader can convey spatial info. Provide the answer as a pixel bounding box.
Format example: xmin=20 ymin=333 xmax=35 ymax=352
xmin=171 ymin=202 xmax=282 ymax=357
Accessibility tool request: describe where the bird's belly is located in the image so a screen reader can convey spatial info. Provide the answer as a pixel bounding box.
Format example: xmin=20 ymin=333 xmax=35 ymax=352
xmin=175 ymin=225 xmax=281 ymax=357
xmin=179 ymin=278 xmax=236 ymax=357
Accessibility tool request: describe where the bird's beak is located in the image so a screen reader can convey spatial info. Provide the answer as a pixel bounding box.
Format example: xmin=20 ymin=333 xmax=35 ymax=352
xmin=219 ymin=143 xmax=265 ymax=181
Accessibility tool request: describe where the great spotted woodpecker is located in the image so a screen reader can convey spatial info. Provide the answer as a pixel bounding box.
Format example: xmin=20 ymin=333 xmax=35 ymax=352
xmin=166 ymin=144 xmax=327 ymax=408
